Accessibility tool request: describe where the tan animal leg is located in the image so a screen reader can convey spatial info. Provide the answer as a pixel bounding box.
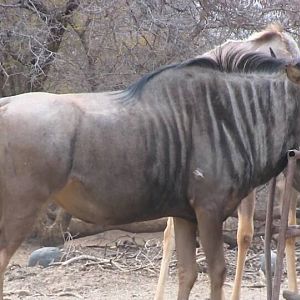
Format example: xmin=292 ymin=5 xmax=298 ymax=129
xmin=196 ymin=208 xmax=226 ymax=300
xmin=285 ymin=188 xmax=298 ymax=293
xmin=0 ymin=249 xmax=9 ymax=300
xmin=277 ymin=177 xmax=298 ymax=293
xmin=154 ymin=217 xmax=175 ymax=300
xmin=0 ymin=213 xmax=41 ymax=300
xmin=231 ymin=191 xmax=256 ymax=300
xmin=0 ymin=181 xmax=50 ymax=299
xmin=173 ymin=217 xmax=197 ymax=300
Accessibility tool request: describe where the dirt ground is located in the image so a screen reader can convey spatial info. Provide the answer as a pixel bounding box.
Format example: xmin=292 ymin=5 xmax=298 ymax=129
xmin=3 ymin=230 xmax=293 ymax=300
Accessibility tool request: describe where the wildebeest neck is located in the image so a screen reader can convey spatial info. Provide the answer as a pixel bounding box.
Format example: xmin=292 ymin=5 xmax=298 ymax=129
xmin=136 ymin=66 xmax=300 ymax=219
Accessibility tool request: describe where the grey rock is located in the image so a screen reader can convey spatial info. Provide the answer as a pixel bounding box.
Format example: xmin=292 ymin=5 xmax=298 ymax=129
xmin=28 ymin=247 xmax=62 ymax=267
xmin=259 ymin=251 xmax=277 ymax=275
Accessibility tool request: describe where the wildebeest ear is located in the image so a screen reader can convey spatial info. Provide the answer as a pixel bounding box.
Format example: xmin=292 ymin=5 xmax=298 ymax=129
xmin=286 ymin=61 xmax=300 ymax=84
xmin=269 ymin=47 xmax=276 ymax=58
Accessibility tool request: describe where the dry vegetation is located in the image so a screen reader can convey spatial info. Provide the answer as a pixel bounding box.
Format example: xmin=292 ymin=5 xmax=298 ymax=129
xmin=4 ymin=231 xmax=274 ymax=299
xmin=1 ymin=0 xmax=300 ymax=97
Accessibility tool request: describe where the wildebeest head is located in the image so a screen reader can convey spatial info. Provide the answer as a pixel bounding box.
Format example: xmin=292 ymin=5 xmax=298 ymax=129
xmin=203 ymin=24 xmax=300 ymax=63
xmin=286 ymin=61 xmax=300 ymax=84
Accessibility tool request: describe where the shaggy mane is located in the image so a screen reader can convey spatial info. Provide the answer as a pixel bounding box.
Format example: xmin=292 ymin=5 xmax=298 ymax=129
xmin=120 ymin=49 xmax=288 ymax=102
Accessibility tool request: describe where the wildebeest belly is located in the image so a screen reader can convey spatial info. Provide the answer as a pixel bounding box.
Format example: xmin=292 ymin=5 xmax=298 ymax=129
xmin=53 ymin=178 xmax=110 ymax=224
xmin=53 ymin=177 xmax=195 ymax=225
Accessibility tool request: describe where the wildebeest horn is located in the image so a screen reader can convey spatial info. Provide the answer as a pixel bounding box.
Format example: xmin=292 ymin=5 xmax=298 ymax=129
xmin=269 ymin=47 xmax=276 ymax=58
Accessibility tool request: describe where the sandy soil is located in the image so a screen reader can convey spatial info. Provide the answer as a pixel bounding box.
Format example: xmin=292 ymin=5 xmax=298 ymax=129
xmin=3 ymin=230 xmax=290 ymax=300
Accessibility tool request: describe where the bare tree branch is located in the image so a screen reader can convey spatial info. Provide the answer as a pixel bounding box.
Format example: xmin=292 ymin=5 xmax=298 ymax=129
xmin=1 ymin=0 xmax=300 ymax=96
xmin=0 ymin=3 xmax=20 ymax=9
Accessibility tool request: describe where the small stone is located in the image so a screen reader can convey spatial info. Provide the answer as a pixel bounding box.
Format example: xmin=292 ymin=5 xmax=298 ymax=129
xmin=259 ymin=251 xmax=277 ymax=275
xmin=28 ymin=247 xmax=62 ymax=267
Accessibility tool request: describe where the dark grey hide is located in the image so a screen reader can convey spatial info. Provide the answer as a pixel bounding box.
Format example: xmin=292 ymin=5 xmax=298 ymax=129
xmin=118 ymin=55 xmax=300 ymax=222
xmin=0 ymin=53 xmax=299 ymax=226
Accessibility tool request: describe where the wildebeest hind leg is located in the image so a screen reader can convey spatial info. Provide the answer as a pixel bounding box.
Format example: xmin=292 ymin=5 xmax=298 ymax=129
xmin=154 ymin=217 xmax=175 ymax=300
xmin=173 ymin=217 xmax=197 ymax=300
xmin=195 ymin=208 xmax=226 ymax=300
xmin=231 ymin=191 xmax=255 ymax=300
xmin=285 ymin=188 xmax=298 ymax=293
xmin=0 ymin=186 xmax=49 ymax=300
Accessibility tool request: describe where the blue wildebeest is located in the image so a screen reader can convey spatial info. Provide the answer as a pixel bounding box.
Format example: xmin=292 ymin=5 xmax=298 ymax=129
xmin=155 ymin=24 xmax=300 ymax=300
xmin=0 ymin=51 xmax=300 ymax=300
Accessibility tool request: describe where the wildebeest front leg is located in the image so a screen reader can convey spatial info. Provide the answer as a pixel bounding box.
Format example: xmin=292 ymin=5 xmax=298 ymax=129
xmin=173 ymin=217 xmax=197 ymax=300
xmin=195 ymin=208 xmax=226 ymax=300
